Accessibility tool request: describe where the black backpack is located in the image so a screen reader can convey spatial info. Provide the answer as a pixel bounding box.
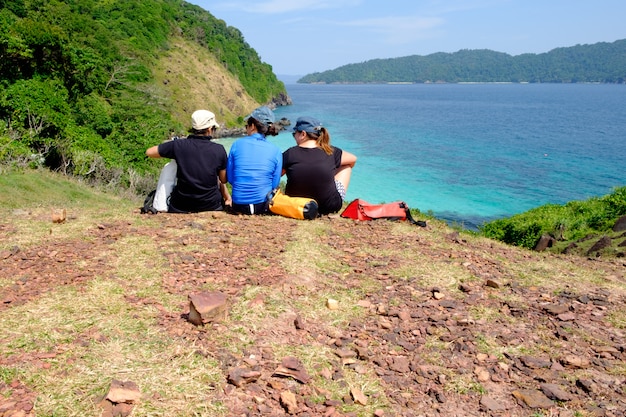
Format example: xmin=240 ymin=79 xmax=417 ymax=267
xmin=140 ymin=190 xmax=158 ymax=214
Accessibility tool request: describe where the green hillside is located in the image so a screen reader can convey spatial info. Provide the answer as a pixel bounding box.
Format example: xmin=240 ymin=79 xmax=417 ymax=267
xmin=299 ymin=39 xmax=626 ymax=84
xmin=0 ymin=0 xmax=287 ymax=193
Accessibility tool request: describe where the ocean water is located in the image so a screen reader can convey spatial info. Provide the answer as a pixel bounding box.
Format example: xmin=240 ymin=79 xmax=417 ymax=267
xmin=222 ymin=83 xmax=626 ymax=228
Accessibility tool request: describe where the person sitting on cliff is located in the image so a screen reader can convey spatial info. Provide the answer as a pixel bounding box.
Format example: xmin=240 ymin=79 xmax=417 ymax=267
xmin=145 ymin=109 xmax=231 ymax=213
xmin=226 ymin=106 xmax=282 ymax=215
xmin=282 ymin=116 xmax=357 ymax=215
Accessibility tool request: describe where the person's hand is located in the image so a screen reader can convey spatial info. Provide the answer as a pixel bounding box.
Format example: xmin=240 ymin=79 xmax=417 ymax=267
xmin=224 ymin=198 xmax=232 ymax=207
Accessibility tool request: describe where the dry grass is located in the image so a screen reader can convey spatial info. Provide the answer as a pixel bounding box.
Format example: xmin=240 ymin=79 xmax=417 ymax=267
xmin=1 ymin=171 xmax=625 ymax=416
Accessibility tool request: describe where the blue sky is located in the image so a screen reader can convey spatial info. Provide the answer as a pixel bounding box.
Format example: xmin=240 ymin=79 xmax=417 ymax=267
xmin=187 ymin=0 xmax=626 ymax=76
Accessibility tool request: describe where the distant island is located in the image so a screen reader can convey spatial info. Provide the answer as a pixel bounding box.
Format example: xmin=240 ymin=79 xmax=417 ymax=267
xmin=298 ymin=39 xmax=626 ymax=84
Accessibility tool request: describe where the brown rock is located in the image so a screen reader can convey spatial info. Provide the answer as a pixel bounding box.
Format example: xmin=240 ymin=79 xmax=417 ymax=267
xmin=534 ymin=234 xmax=556 ymax=251
xmin=485 ymin=279 xmax=501 ymax=288
xmin=512 ymin=389 xmax=554 ymax=408
xmin=540 ymin=383 xmax=573 ymax=401
xmin=280 ymin=390 xmax=298 ymax=414
xmin=187 ymin=291 xmax=227 ymax=325
xmin=543 ymin=303 xmax=569 ymax=315
xmin=273 ymin=356 xmax=311 ymax=384
xmin=480 ymin=396 xmax=507 ymax=411
xmin=389 ymin=356 xmax=410 ymax=373
xmin=51 ymin=208 xmax=66 ymax=224
xmin=351 ymin=386 xmax=368 ymax=405
xmin=561 ymin=354 xmax=590 ymax=368
xmin=613 ymin=215 xmax=626 ymax=231
xmin=587 ymin=236 xmax=611 ymax=255
xmin=105 ymin=380 xmax=141 ymax=404
xmin=227 ymin=367 xmax=261 ymax=387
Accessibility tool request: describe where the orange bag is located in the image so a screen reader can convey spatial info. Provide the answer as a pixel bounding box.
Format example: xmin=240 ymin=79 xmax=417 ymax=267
xmin=268 ymin=189 xmax=318 ymax=220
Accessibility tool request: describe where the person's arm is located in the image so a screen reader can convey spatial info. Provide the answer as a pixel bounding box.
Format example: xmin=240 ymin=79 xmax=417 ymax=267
xmin=340 ymin=150 xmax=357 ymax=168
xmin=146 ymin=145 xmax=161 ymax=158
xmin=219 ymin=171 xmax=232 ymax=206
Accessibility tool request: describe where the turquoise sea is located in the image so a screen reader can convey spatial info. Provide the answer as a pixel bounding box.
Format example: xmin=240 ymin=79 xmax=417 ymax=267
xmin=223 ymin=83 xmax=626 ymax=228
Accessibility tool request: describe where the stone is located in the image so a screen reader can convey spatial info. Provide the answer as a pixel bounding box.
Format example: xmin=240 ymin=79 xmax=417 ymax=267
xmin=350 ymin=387 xmax=368 ymax=405
xmin=540 ymin=383 xmax=573 ymax=401
xmin=280 ymin=390 xmax=298 ymax=414
xmin=273 ymin=356 xmax=311 ymax=384
xmin=534 ymin=234 xmax=556 ymax=251
xmin=512 ymin=389 xmax=554 ymax=408
xmin=561 ymin=354 xmax=590 ymax=368
xmin=480 ymin=396 xmax=507 ymax=411
xmin=587 ymin=236 xmax=611 ymax=255
xmin=543 ymin=303 xmax=569 ymax=315
xmin=227 ymin=367 xmax=261 ymax=387
xmin=613 ymin=215 xmax=626 ymax=231
xmin=389 ymin=356 xmax=410 ymax=373
xmin=105 ymin=380 xmax=141 ymax=404
xmin=485 ymin=279 xmax=501 ymax=288
xmin=187 ymin=291 xmax=227 ymax=325
xmin=51 ymin=208 xmax=67 ymax=224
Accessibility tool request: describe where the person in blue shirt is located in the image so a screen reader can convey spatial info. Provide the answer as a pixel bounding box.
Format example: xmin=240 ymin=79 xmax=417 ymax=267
xmin=226 ymin=106 xmax=282 ymax=215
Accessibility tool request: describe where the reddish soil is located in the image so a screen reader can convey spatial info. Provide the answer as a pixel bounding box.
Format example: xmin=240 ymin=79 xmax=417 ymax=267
xmin=1 ymin=212 xmax=625 ymax=417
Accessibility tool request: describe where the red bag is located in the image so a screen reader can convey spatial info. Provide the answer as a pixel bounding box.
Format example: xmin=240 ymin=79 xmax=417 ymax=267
xmin=340 ymin=199 xmax=426 ymax=226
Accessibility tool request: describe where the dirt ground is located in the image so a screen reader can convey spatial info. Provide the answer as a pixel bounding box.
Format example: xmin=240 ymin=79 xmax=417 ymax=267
xmin=1 ymin=210 xmax=625 ymax=416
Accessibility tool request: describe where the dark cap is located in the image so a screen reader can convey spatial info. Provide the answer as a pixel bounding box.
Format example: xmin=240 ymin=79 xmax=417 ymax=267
xmin=245 ymin=106 xmax=275 ymax=125
xmin=293 ymin=116 xmax=323 ymax=133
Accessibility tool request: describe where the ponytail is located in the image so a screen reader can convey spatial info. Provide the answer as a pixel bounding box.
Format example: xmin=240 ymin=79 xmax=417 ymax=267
xmin=249 ymin=118 xmax=279 ymax=137
xmin=307 ymin=127 xmax=332 ymax=155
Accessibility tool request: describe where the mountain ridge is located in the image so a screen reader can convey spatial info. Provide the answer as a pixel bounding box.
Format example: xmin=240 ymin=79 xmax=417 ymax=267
xmin=299 ymin=39 xmax=626 ymax=84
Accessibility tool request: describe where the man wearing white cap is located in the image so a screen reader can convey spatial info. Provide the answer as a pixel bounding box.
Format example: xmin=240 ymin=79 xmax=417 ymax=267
xmin=146 ymin=109 xmax=231 ymax=213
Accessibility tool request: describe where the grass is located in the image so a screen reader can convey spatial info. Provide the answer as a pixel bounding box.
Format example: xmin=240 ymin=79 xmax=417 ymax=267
xmin=1 ymin=169 xmax=625 ymax=416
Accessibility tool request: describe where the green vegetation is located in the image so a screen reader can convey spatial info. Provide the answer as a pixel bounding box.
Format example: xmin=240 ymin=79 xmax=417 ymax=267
xmin=0 ymin=0 xmax=285 ymax=194
xmin=299 ymin=40 xmax=626 ymax=84
xmin=480 ymin=186 xmax=626 ymax=254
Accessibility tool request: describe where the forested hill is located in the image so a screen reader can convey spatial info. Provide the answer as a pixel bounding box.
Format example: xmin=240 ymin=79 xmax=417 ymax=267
xmin=298 ymin=39 xmax=626 ymax=84
xmin=0 ymin=0 xmax=287 ymax=192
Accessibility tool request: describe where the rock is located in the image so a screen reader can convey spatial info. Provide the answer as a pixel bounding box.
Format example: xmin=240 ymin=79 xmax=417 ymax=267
xmin=543 ymin=303 xmax=569 ymax=315
xmin=540 ymin=383 xmax=573 ymax=401
xmin=273 ymin=356 xmax=311 ymax=384
xmin=480 ymin=396 xmax=507 ymax=411
xmin=227 ymin=367 xmax=261 ymax=387
xmin=389 ymin=356 xmax=410 ymax=373
xmin=519 ymin=356 xmax=551 ymax=369
xmin=280 ymin=390 xmax=298 ymax=414
xmin=512 ymin=389 xmax=554 ymax=408
xmin=326 ymin=298 xmax=339 ymax=310
xmin=350 ymin=387 xmax=368 ymax=405
xmin=613 ymin=215 xmax=626 ymax=231
xmin=51 ymin=208 xmax=66 ymax=224
xmin=534 ymin=234 xmax=556 ymax=251
xmin=586 ymin=236 xmax=611 ymax=255
xmin=294 ymin=314 xmax=305 ymax=330
xmin=105 ymin=379 xmax=141 ymax=404
xmin=485 ymin=279 xmax=501 ymax=288
xmin=561 ymin=354 xmax=590 ymax=368
xmin=187 ymin=291 xmax=227 ymax=325
xmin=576 ymin=379 xmax=594 ymax=393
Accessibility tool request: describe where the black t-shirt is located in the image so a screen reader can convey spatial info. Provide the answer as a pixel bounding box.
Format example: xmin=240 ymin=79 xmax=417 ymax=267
xmin=158 ymin=135 xmax=227 ymax=212
xmin=282 ymin=146 xmax=343 ymax=214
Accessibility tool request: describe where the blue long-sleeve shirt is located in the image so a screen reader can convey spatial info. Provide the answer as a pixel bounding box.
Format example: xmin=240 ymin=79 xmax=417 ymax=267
xmin=227 ymin=133 xmax=282 ymax=204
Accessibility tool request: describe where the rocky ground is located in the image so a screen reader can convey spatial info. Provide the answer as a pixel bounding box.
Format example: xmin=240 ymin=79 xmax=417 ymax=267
xmin=1 ymin=210 xmax=625 ymax=417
